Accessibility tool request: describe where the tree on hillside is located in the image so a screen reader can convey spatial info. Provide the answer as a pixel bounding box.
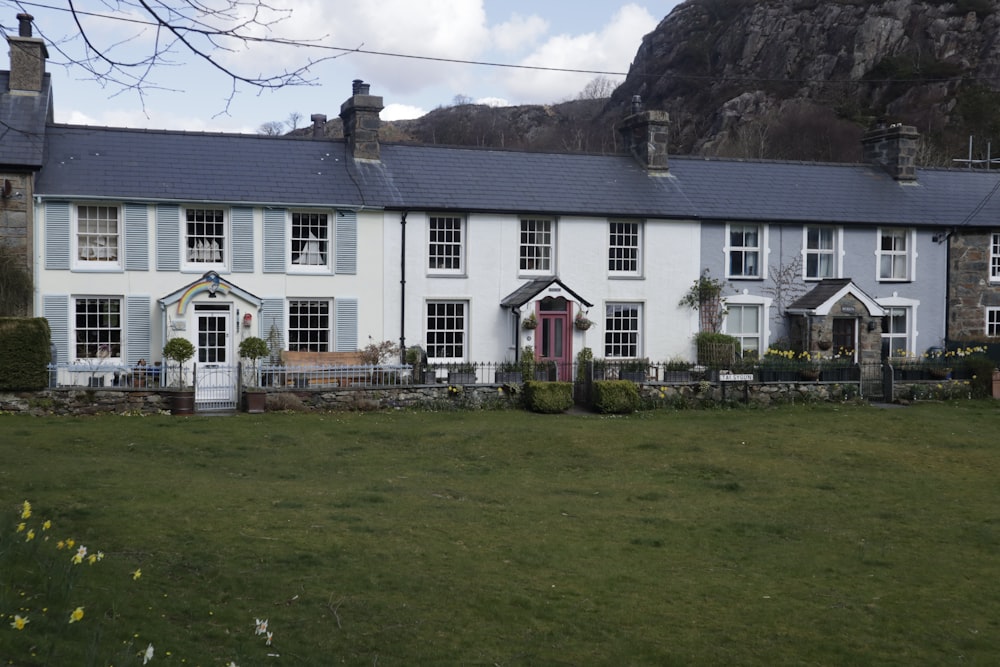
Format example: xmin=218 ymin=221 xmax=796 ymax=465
xmin=4 ymin=1 xmax=342 ymax=111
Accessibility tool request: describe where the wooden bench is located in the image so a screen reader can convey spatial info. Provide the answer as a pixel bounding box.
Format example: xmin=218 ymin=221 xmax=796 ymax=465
xmin=278 ymin=350 xmax=367 ymax=387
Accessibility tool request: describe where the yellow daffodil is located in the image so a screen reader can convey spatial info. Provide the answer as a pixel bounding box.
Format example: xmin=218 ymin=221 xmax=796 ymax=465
xmin=42 ymin=520 xmax=51 ymax=531
xmin=56 ymin=540 xmax=65 ymax=550
xmin=69 ymin=607 xmax=84 ymax=624
xmin=20 ymin=500 xmax=31 ymax=519
xmin=16 ymin=522 xmax=25 ymax=533
xmin=132 ymin=568 xmax=142 ymax=580
xmin=25 ymin=529 xmax=35 ymax=542
xmin=10 ymin=615 xmax=28 ymax=630
xmin=88 ymin=554 xmax=97 ymax=565
xmin=66 ymin=538 xmax=75 ymax=548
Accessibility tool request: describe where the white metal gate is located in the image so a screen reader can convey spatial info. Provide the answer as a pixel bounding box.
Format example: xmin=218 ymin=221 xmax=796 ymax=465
xmin=194 ymin=304 xmax=238 ymax=411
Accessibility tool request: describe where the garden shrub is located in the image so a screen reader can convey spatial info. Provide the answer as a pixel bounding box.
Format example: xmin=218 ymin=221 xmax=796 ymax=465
xmin=592 ymin=380 xmax=640 ymax=414
xmin=0 ymin=317 xmax=51 ymax=390
xmin=523 ymin=381 xmax=573 ymax=413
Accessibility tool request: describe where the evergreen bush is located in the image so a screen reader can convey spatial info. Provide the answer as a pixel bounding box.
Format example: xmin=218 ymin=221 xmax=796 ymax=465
xmin=0 ymin=318 xmax=51 ymax=390
xmin=523 ymin=381 xmax=573 ymax=413
xmin=592 ymin=380 xmax=640 ymax=414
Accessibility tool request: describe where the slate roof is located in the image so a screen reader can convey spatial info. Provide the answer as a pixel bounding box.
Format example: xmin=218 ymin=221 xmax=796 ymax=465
xmin=0 ymin=72 xmax=51 ymax=169
xmin=787 ymin=279 xmax=883 ymax=317
xmin=34 ymin=124 xmax=366 ymax=207
xmin=30 ymin=119 xmax=1000 ymax=229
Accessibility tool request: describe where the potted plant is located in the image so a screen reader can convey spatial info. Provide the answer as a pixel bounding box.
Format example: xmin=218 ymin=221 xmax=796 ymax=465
xmin=519 ymin=346 xmax=536 ymax=380
xmin=162 ymin=337 xmax=195 ymax=415
xmin=238 ymin=336 xmax=270 ymax=413
xmin=662 ymin=357 xmax=693 ymax=383
xmin=447 ymin=362 xmax=478 ymax=385
xmin=522 ymin=312 xmax=537 ymax=330
xmin=495 ymin=359 xmax=522 ymax=384
xmin=620 ymin=358 xmax=649 ymax=383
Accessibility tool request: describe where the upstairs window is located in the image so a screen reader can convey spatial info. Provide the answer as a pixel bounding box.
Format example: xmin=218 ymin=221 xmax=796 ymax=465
xmin=991 ymin=233 xmax=1000 ymax=282
xmin=520 ymin=218 xmax=554 ymax=274
xmin=878 ymin=228 xmax=913 ymax=281
xmin=184 ymin=208 xmax=226 ymax=268
xmin=290 ymin=212 xmax=330 ymax=270
xmin=805 ymin=226 xmax=837 ymax=279
xmin=726 ymin=223 xmax=762 ymax=279
xmin=76 ymin=205 xmax=120 ymax=268
xmin=609 ymin=221 xmax=642 ymax=276
xmin=428 ymin=215 xmax=465 ymax=274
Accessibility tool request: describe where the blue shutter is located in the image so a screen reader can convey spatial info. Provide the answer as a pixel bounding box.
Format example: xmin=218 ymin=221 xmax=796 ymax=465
xmin=231 ymin=206 xmax=255 ymax=273
xmin=334 ymin=298 xmax=358 ymax=351
xmin=43 ymin=294 xmax=70 ymax=363
xmin=335 ymin=209 xmax=357 ymax=275
xmin=45 ymin=201 xmax=70 ymax=270
xmin=263 ymin=208 xmax=286 ymax=273
xmin=156 ymin=204 xmax=180 ymax=271
xmin=125 ymin=295 xmax=152 ymax=365
xmin=259 ymin=299 xmax=285 ymax=351
xmin=124 ymin=203 xmax=149 ymax=271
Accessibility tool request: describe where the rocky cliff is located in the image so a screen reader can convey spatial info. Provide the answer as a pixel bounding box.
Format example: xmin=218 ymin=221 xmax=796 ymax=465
xmin=606 ymin=0 xmax=1000 ymax=163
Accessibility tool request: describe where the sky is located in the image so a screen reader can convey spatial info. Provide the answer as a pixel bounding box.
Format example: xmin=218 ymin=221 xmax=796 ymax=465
xmin=2 ymin=1 xmax=685 ymax=134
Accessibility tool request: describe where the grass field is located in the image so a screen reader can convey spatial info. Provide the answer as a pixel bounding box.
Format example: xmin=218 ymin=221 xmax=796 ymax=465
xmin=2 ymin=402 xmax=999 ymax=666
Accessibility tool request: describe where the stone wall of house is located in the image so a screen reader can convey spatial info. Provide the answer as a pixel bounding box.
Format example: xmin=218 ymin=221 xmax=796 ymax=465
xmin=949 ymin=231 xmax=998 ymax=341
xmin=0 ymin=170 xmax=34 ymax=316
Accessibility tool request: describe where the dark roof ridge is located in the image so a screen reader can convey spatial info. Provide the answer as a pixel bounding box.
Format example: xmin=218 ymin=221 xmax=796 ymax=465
xmin=45 ymin=122 xmax=345 ymax=142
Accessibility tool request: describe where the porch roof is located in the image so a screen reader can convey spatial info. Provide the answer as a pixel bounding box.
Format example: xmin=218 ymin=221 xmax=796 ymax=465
xmin=158 ymin=271 xmax=262 ymax=316
xmin=500 ymin=277 xmax=594 ymax=309
xmin=786 ymin=279 xmax=885 ymax=317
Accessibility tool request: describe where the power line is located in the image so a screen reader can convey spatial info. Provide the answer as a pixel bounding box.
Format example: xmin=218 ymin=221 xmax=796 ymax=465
xmin=9 ymin=0 xmax=1000 ymax=86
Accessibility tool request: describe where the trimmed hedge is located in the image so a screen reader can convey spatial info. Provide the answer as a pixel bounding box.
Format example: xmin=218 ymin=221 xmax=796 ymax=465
xmin=0 ymin=317 xmax=51 ymax=390
xmin=592 ymin=380 xmax=640 ymax=414
xmin=523 ymin=381 xmax=573 ymax=414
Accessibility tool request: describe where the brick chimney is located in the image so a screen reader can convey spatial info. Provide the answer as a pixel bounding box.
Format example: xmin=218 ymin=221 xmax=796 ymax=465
xmin=617 ymin=95 xmax=669 ymax=171
xmin=339 ymin=80 xmax=383 ymax=160
xmin=7 ymin=13 xmax=48 ymax=93
xmin=862 ymin=123 xmax=918 ymax=181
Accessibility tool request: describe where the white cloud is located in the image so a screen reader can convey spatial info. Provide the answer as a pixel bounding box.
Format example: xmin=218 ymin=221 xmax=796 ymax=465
xmin=492 ymin=14 xmax=549 ymax=54
xmin=475 ymin=96 xmax=509 ymax=107
xmin=382 ymin=103 xmax=427 ymax=121
xmin=500 ymin=4 xmax=657 ymax=103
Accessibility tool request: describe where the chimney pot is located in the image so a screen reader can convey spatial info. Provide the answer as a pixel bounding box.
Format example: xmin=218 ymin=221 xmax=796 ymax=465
xmin=631 ymin=95 xmax=642 ymax=115
xmin=310 ymin=113 xmax=327 ymax=138
xmin=17 ymin=13 xmax=33 ymax=38
xmin=340 ymin=81 xmax=384 ymax=160
xmin=352 ymin=79 xmax=363 ymax=95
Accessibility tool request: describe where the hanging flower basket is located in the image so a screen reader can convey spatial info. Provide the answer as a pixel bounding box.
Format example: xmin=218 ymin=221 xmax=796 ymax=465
xmin=574 ymin=314 xmax=593 ymax=331
xmin=522 ymin=313 xmax=537 ymax=330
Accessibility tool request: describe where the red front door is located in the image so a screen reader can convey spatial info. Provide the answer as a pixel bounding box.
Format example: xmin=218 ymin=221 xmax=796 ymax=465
xmin=537 ymin=297 xmax=571 ymax=380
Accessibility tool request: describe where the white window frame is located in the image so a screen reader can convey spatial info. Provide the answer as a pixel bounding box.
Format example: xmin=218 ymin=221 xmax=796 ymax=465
xmin=73 ymin=204 xmax=122 ymax=270
xmin=877 ymin=296 xmax=919 ymax=355
xmin=986 ymin=307 xmax=1000 ymax=338
xmin=608 ymin=220 xmax=643 ymax=277
xmin=803 ymin=226 xmax=841 ymax=280
xmin=426 ymin=300 xmax=468 ymax=363
xmin=287 ymin=298 xmax=333 ymax=352
xmin=73 ymin=296 xmax=123 ymax=362
xmin=519 ymin=217 xmax=555 ymax=275
xmin=722 ymin=294 xmax=772 ymax=357
xmin=990 ymin=232 xmax=1000 ymax=283
xmin=725 ymin=223 xmax=766 ymax=280
xmin=604 ymin=302 xmax=643 ymax=359
xmin=182 ymin=207 xmax=228 ymax=272
xmin=876 ymin=228 xmax=915 ymax=282
xmin=289 ymin=211 xmax=332 ymax=273
xmin=428 ymin=214 xmax=466 ymax=275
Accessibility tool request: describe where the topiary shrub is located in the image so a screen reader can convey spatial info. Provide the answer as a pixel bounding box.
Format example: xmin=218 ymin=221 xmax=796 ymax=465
xmin=523 ymin=381 xmax=573 ymax=414
xmin=592 ymin=380 xmax=640 ymax=414
xmin=0 ymin=317 xmax=51 ymax=390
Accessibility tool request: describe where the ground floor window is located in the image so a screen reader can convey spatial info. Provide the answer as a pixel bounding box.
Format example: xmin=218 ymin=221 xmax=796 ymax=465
xmin=723 ymin=304 xmax=761 ymax=357
xmin=881 ymin=306 xmax=909 ymax=357
xmin=426 ymin=301 xmax=466 ymax=361
xmin=74 ymin=297 xmax=122 ymax=360
xmin=604 ymin=303 xmax=641 ymax=358
xmin=288 ymin=299 xmax=331 ymax=352
xmin=987 ymin=308 xmax=1000 ymax=338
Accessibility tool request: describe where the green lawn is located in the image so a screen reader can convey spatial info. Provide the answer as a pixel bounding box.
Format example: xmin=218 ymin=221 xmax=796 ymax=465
xmin=2 ymin=403 xmax=999 ymax=665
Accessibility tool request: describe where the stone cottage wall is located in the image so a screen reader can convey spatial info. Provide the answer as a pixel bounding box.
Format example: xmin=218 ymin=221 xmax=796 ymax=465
xmin=949 ymin=230 xmax=999 ymax=341
xmin=0 ymin=170 xmax=33 ymax=315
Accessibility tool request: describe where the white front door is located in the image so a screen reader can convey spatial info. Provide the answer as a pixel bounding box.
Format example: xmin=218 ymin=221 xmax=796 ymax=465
xmin=194 ymin=303 xmax=237 ymax=409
